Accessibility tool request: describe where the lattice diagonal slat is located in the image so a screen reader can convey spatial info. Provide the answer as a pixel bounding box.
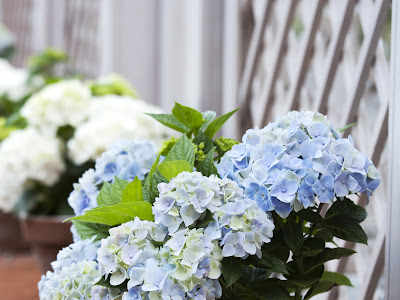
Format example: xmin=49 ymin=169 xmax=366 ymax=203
xmin=237 ymin=0 xmax=391 ymax=299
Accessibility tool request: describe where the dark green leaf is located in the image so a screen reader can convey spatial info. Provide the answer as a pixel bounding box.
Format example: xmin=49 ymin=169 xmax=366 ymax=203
xmin=68 ymin=202 xmax=154 ymax=226
xmin=112 ymin=177 xmax=129 ymax=203
xmin=299 ymin=238 xmax=325 ymax=257
xmin=326 ymin=215 xmax=368 ymax=244
xmin=157 ymin=160 xmax=192 ymax=181
xmin=320 ymin=271 xmax=352 ymax=286
xmin=165 ymin=134 xmax=196 ymax=166
xmin=326 ymin=198 xmax=367 ymax=223
xmin=97 ymin=182 xmax=115 ymax=206
xmin=200 ymin=110 xmax=216 ymax=131
xmin=193 ymin=131 xmax=215 ymax=153
xmin=122 ymin=177 xmax=143 ymax=202
xmin=305 ymin=248 xmax=356 ymax=272
xmin=146 ymin=113 xmax=190 ymax=133
xmin=172 ymin=102 xmax=203 ymax=131
xmin=304 ymin=281 xmax=336 ymax=299
xmin=314 ymin=229 xmax=334 ymax=242
xmin=222 ymin=257 xmax=243 ymax=287
xmin=204 ymin=108 xmax=239 ymax=138
xmin=72 ymin=220 xmax=110 ymax=241
xmin=287 ymin=265 xmax=324 ymax=288
xmin=283 ymin=221 xmax=304 ymax=252
xmin=196 ymin=147 xmax=218 ymax=177
xmin=255 ymin=288 xmax=290 ymax=300
xmin=296 ymin=209 xmax=326 ymax=226
xmin=239 ymin=266 xmax=269 ymax=287
xmin=304 ymin=271 xmax=352 ymax=298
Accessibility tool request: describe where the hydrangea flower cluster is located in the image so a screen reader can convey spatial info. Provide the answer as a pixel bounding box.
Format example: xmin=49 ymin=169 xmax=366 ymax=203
xmin=67 ymin=95 xmax=172 ymax=164
xmin=0 ymin=128 xmax=65 ymax=212
xmin=51 ymin=236 xmax=100 ymax=273
xmin=217 ymin=111 xmax=381 ymax=218
xmin=96 ymin=217 xmax=223 ymax=299
xmin=39 ymin=237 xmax=123 ymax=300
xmin=153 ymin=171 xmax=275 ymax=259
xmin=21 ymin=79 xmax=91 ymax=135
xmin=68 ymin=139 xmax=157 ymax=217
xmin=38 ymin=260 xmax=100 ymax=299
xmin=0 ymin=58 xmax=43 ymax=102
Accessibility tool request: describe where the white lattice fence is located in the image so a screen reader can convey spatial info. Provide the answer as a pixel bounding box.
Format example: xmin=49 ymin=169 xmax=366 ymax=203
xmin=0 ymin=0 xmax=33 ymax=66
xmin=237 ymin=0 xmax=390 ymax=299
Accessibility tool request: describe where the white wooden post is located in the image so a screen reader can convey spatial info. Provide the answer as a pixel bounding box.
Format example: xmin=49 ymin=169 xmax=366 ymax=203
xmin=385 ymin=1 xmax=400 ymax=298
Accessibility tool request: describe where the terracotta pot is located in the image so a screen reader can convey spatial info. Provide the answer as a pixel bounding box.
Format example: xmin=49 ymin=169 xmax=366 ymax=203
xmin=20 ymin=215 xmax=73 ymax=273
xmin=0 ymin=212 xmax=29 ymax=252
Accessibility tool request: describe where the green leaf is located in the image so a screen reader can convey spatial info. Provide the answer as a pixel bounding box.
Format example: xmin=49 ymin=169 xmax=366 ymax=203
xmin=283 ymin=221 xmax=304 ymax=252
xmin=222 ymin=257 xmax=243 ymax=287
xmin=304 ymin=248 xmax=356 ymax=273
xmin=112 ymin=177 xmax=129 ymax=203
xmin=255 ymin=287 xmax=290 ymax=300
xmin=68 ymin=202 xmax=154 ymax=226
xmin=299 ymin=238 xmax=325 ymax=257
xmin=260 ymin=253 xmax=289 ymax=275
xmin=287 ymin=265 xmax=324 ymax=288
xmin=143 ymin=154 xmax=161 ymax=202
xmin=239 ymin=266 xmax=269 ymax=287
xmin=204 ymin=108 xmax=239 ymax=138
xmin=146 ymin=113 xmax=190 ymax=133
xmin=150 ymin=172 xmax=166 ymax=202
xmin=157 ymin=160 xmax=192 ymax=181
xmin=304 ymin=281 xmax=336 ymax=299
xmin=304 ymin=271 xmax=352 ymax=298
xmin=320 ymin=271 xmax=352 ymax=286
xmin=72 ymin=220 xmax=110 ymax=241
xmin=325 ymin=198 xmax=367 ymax=223
xmin=337 ymin=123 xmax=356 ymax=133
xmin=122 ymin=177 xmax=143 ymax=202
xmin=326 ymin=215 xmax=368 ymax=244
xmin=314 ymin=229 xmax=334 ymax=242
xmin=296 ymin=209 xmax=326 ymax=226
xmin=172 ymin=102 xmax=204 ymax=132
xmin=200 ymin=110 xmax=216 ymax=131
xmin=193 ymin=131 xmax=215 ymax=154
xmin=196 ymin=147 xmax=218 ymax=177
xmin=165 ymin=134 xmax=196 ymax=165
xmin=97 ymin=182 xmax=115 ymax=206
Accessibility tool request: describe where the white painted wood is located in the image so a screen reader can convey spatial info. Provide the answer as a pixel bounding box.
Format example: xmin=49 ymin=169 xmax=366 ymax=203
xmin=385 ymin=0 xmax=400 ymax=297
xmin=222 ymin=0 xmax=240 ymax=139
xmin=98 ymin=0 xmax=113 ymax=76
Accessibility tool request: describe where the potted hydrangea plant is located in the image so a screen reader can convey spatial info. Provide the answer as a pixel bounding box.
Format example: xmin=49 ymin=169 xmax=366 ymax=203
xmin=0 ymin=74 xmax=171 ymax=271
xmin=0 ymin=49 xmax=67 ymax=251
xmin=38 ymin=103 xmax=380 ymax=299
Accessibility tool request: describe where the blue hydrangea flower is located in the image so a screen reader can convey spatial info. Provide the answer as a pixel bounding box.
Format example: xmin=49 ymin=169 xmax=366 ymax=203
xmin=68 ymin=139 xmax=157 ymax=217
xmin=217 ymin=111 xmax=381 ymax=218
xmin=38 ymin=261 xmax=100 ymax=300
xmin=153 ymin=172 xmax=274 ymax=259
xmin=51 ymin=236 xmax=100 ymax=274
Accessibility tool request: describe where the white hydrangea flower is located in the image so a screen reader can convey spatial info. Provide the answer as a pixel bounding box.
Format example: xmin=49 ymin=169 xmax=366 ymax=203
xmin=67 ymin=95 xmax=171 ymax=164
xmin=38 ymin=261 xmax=99 ymax=300
xmin=153 ymin=172 xmax=275 ymax=258
xmin=0 ymin=58 xmax=43 ymax=102
xmin=21 ymin=79 xmax=91 ymax=135
xmin=0 ymin=128 xmax=65 ymax=212
xmin=51 ymin=236 xmax=100 ymax=273
xmin=97 ymin=218 xmax=167 ymax=283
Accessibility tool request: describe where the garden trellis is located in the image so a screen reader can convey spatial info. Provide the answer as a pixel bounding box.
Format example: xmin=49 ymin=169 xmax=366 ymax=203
xmin=0 ymin=0 xmax=397 ymax=298
xmin=232 ymin=0 xmax=391 ymax=299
